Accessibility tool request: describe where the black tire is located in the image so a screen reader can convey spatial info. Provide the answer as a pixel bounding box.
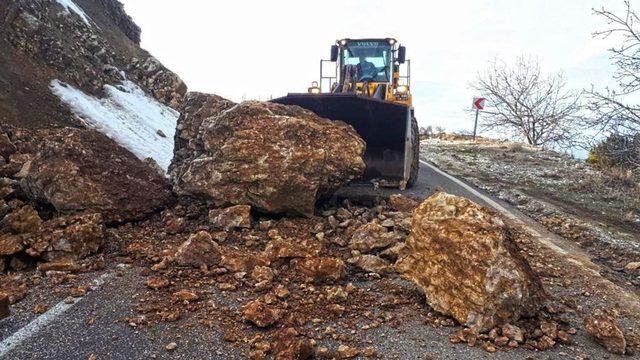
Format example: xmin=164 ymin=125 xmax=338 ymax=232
xmin=406 ymin=116 xmax=420 ymax=188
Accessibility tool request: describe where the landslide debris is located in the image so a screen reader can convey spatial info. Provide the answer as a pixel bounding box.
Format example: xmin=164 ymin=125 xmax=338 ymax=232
xmin=169 ymin=93 xmax=366 ymax=215
xmin=0 ymin=125 xmax=171 ymax=283
xmin=22 ymin=127 xmax=173 ymax=222
xmin=397 ymin=192 xmax=546 ymax=331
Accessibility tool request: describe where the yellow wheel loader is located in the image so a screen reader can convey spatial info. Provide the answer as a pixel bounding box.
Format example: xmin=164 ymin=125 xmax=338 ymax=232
xmin=272 ymin=38 xmax=419 ymax=188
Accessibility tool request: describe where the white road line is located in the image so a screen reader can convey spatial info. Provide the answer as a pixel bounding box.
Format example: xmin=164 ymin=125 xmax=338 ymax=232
xmin=0 ymin=272 xmax=113 ymax=357
xmin=420 ymin=160 xmax=569 ymax=255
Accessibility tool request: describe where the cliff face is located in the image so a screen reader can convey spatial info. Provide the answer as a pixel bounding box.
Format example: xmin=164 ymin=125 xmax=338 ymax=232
xmin=0 ymin=0 xmax=186 ymax=128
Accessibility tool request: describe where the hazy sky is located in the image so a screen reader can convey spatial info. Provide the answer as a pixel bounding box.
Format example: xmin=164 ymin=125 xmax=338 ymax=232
xmin=119 ymin=0 xmax=627 ymax=133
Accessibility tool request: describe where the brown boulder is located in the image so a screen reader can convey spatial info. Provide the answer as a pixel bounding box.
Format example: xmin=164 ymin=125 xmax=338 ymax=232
xmin=396 ymin=192 xmax=545 ymax=331
xmin=170 ymin=97 xmax=366 ymax=215
xmin=242 ymin=298 xmax=282 ymax=328
xmin=584 ymin=315 xmax=627 ymax=355
xmin=208 ymin=205 xmax=251 ymax=231
xmin=173 ymin=231 xmax=221 ymax=268
xmin=22 ymin=128 xmax=173 ymax=222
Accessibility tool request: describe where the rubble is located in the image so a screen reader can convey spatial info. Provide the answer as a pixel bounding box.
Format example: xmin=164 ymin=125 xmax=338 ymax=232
xmin=169 ymin=96 xmax=366 ymax=215
xmin=584 ymin=315 xmax=627 ymax=355
xmin=22 ymin=128 xmax=173 ymax=222
xmin=397 ymin=192 xmax=545 ymax=331
xmin=26 ymin=212 xmax=105 ymax=261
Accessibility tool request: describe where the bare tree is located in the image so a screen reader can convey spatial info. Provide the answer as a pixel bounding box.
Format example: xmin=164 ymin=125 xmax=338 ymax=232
xmin=587 ymin=1 xmax=640 ymax=134
xmin=472 ymin=56 xmax=582 ymax=147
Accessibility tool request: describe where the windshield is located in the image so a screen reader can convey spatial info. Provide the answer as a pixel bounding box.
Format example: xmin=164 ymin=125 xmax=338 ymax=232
xmin=342 ymin=41 xmax=391 ymax=82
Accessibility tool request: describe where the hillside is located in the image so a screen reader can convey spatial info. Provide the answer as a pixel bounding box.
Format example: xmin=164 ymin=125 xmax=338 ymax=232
xmin=0 ymin=1 xmax=183 ymax=128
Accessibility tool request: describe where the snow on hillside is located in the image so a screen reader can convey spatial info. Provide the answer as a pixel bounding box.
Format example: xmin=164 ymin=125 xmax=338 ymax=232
xmin=54 ymin=0 xmax=92 ymax=26
xmin=50 ymin=79 xmax=179 ymax=171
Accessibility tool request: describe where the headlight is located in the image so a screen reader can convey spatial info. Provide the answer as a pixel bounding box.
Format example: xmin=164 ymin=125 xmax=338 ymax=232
xmin=389 ymin=39 xmax=396 ymax=45
xmin=308 ymin=81 xmax=321 ymax=94
xmin=396 ymin=85 xmax=408 ymax=94
xmin=339 ymin=39 xmax=347 ymax=46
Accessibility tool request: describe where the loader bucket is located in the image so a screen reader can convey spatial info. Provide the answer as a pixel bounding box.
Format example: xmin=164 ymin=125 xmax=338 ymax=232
xmin=271 ymin=93 xmax=412 ymax=185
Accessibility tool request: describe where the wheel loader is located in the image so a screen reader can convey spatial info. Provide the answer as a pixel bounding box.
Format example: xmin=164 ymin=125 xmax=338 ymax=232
xmin=272 ymin=38 xmax=419 ymax=188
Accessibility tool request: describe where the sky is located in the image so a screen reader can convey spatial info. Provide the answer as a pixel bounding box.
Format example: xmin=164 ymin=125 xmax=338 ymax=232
xmin=119 ymin=0 xmax=629 ymax=134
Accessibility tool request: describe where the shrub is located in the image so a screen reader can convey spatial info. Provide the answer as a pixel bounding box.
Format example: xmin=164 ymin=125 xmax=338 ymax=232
xmin=588 ymin=133 xmax=640 ymax=171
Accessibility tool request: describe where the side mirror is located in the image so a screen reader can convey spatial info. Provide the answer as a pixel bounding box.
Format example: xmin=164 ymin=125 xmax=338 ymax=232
xmin=330 ymin=45 xmax=338 ymax=62
xmin=397 ymin=46 xmax=406 ymax=64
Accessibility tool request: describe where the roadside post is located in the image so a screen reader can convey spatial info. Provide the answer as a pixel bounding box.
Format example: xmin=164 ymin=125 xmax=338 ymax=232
xmin=472 ymin=97 xmax=486 ymax=141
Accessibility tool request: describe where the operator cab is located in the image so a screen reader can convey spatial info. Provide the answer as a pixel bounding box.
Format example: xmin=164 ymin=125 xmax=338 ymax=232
xmin=318 ymin=38 xmax=411 ymax=105
xmin=341 ymin=40 xmax=392 ymax=83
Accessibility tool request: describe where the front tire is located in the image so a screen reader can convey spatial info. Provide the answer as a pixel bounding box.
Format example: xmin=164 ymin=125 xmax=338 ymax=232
xmin=406 ymin=116 xmax=420 ymax=187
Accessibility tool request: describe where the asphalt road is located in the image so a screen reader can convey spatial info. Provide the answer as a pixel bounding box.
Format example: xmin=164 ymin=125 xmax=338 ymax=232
xmin=0 ymin=160 xmax=621 ymax=360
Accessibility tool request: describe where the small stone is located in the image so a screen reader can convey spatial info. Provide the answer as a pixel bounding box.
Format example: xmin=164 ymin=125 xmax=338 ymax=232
xmin=274 ymin=285 xmax=290 ymax=299
xmin=208 ymin=205 xmax=251 ymax=230
xmin=165 ymin=342 xmax=177 ymax=351
xmin=32 ymin=303 xmax=48 ymax=314
xmin=337 ymin=345 xmax=359 ymax=358
xmin=502 ymin=324 xmax=524 ymax=343
xmin=535 ymin=335 xmax=556 ymax=350
xmin=624 ymin=261 xmax=640 ymax=271
xmin=557 ymin=330 xmax=572 ymax=344
xmin=584 ymin=315 xmax=627 ymax=355
xmin=173 ymin=231 xmax=221 ymax=268
xmin=540 ymin=321 xmax=558 ymax=339
xmin=494 ymin=336 xmax=509 ymax=347
xmin=0 ymin=292 xmax=10 ymax=319
xmin=242 ymin=299 xmax=282 ymax=328
xmin=146 ymin=277 xmax=170 ymax=289
xmin=173 ymin=290 xmax=199 ymax=302
xmin=482 ymin=342 xmax=497 ymax=353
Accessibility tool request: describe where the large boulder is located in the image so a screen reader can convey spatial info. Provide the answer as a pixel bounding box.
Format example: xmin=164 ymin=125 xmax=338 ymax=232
xmin=169 ymin=94 xmax=366 ymax=215
xmin=22 ymin=128 xmax=173 ymax=222
xmin=396 ymin=192 xmax=545 ymax=331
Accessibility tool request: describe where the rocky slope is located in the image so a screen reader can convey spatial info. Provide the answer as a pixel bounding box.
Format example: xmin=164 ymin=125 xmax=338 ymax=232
xmin=0 ymin=0 xmax=186 ymax=128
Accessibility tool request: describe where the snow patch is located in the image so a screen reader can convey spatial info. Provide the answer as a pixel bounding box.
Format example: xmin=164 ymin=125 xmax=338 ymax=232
xmin=50 ymin=79 xmax=179 ymax=171
xmin=54 ymin=0 xmax=92 ymax=26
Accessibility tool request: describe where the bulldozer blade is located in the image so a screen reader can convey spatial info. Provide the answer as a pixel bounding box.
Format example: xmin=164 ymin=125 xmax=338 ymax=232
xmin=272 ymin=94 xmax=412 ymax=185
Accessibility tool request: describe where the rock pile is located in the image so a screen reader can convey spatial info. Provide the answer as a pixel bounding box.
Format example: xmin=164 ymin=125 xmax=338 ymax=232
xmin=0 ymin=126 xmax=172 ymax=272
xmin=170 ymin=94 xmax=366 ymax=215
xmin=397 ymin=192 xmax=546 ymax=331
xmin=22 ymin=127 xmax=173 ymax=223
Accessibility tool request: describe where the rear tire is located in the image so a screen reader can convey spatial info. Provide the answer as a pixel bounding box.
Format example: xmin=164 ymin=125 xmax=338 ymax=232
xmin=406 ymin=116 xmax=420 ymax=188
